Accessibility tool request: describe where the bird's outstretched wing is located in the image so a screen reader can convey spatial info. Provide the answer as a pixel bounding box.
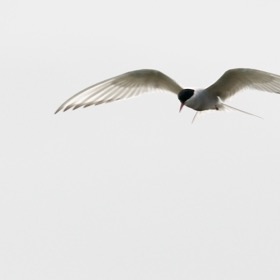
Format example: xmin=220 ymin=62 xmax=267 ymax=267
xmin=55 ymin=69 xmax=182 ymax=113
xmin=206 ymin=68 xmax=280 ymax=100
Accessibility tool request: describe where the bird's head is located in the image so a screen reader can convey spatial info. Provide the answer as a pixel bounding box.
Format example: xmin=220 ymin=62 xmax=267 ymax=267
xmin=178 ymin=89 xmax=194 ymax=112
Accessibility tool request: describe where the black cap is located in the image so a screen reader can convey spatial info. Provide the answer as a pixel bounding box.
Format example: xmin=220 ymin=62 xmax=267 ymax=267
xmin=178 ymin=89 xmax=194 ymax=103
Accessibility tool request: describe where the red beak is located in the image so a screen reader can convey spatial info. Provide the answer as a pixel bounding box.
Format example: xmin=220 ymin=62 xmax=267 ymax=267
xmin=179 ymin=103 xmax=184 ymax=112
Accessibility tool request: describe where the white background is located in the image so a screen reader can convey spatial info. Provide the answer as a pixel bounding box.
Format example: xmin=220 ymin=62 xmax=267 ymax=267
xmin=1 ymin=0 xmax=280 ymax=279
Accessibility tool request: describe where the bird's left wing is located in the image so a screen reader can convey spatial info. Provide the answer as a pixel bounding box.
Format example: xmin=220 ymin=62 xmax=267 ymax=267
xmin=55 ymin=69 xmax=182 ymax=113
xmin=206 ymin=68 xmax=280 ymax=100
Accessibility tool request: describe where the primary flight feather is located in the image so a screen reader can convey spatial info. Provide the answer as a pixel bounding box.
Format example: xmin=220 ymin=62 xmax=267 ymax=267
xmin=55 ymin=68 xmax=280 ymax=117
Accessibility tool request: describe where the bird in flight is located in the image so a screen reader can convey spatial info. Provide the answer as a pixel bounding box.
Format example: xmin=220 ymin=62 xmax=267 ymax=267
xmin=55 ymin=68 xmax=280 ymax=121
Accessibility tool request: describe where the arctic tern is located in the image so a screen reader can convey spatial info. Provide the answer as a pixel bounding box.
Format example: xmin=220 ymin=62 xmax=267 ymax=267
xmin=55 ymin=68 xmax=280 ymax=120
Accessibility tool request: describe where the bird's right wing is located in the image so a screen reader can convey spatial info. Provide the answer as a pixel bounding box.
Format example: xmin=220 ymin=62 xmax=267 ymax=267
xmin=206 ymin=68 xmax=280 ymax=100
xmin=55 ymin=69 xmax=182 ymax=113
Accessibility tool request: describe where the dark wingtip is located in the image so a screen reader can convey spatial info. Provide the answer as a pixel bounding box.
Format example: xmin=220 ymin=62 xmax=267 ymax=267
xmin=54 ymin=105 xmax=65 ymax=114
xmin=72 ymin=104 xmax=83 ymax=110
xmin=63 ymin=105 xmax=73 ymax=112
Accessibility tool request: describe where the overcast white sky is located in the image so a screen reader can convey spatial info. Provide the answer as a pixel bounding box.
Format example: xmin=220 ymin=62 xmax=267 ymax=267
xmin=1 ymin=0 xmax=280 ymax=279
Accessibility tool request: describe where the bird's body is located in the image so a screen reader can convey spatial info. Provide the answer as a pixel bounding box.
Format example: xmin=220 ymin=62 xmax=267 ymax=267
xmin=181 ymin=89 xmax=219 ymax=111
xmin=55 ymin=68 xmax=280 ymax=119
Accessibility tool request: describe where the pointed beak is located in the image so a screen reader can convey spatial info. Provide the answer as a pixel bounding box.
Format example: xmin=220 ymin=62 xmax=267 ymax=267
xmin=179 ymin=103 xmax=184 ymax=112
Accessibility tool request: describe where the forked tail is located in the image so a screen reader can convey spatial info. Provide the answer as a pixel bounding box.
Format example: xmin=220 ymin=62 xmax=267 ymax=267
xmin=217 ymin=97 xmax=262 ymax=119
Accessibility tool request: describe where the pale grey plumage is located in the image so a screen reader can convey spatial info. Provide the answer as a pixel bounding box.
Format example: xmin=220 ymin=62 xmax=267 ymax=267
xmin=55 ymin=68 xmax=280 ymax=115
xmin=206 ymin=68 xmax=280 ymax=100
xmin=55 ymin=69 xmax=182 ymax=113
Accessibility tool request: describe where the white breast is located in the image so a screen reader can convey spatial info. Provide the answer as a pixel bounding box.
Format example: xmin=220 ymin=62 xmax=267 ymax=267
xmin=185 ymin=89 xmax=219 ymax=111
